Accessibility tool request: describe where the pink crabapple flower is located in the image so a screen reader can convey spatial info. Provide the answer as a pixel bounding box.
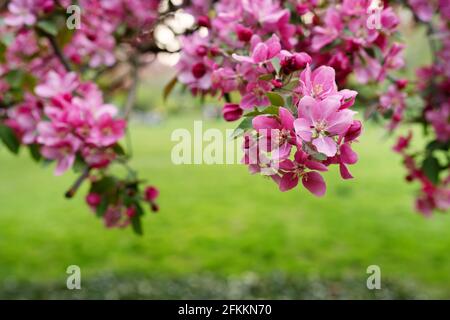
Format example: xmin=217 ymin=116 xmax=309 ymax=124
xmin=252 ymin=107 xmax=295 ymax=160
xmin=35 ymin=71 xmax=79 ymax=98
xmin=4 ymin=0 xmax=37 ymax=27
xmin=426 ymin=103 xmax=450 ymax=143
xmin=40 ymin=136 xmax=82 ymax=176
xmin=294 ymin=96 xmax=356 ymax=157
xmin=240 ymin=80 xmax=273 ymax=110
xmin=278 ymin=150 xmax=328 ymax=196
xmin=232 ymin=34 xmax=282 ymax=64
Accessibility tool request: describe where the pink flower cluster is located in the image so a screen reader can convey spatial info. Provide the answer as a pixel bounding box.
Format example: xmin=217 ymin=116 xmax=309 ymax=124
xmin=86 ymin=185 xmax=159 ymax=229
xmin=3 ymin=0 xmax=161 ymax=68
xmin=177 ymin=0 xmax=403 ymax=95
xmin=7 ymin=71 xmax=126 ymax=175
xmin=63 ymin=0 xmax=160 ymax=68
xmin=0 ymin=0 xmax=162 ymax=232
xmin=178 ymin=0 xmax=449 ymax=214
xmin=393 ymin=132 xmax=449 ymax=216
xmin=177 ymin=1 xmax=362 ymax=196
xmin=243 ymin=64 xmax=361 ymax=196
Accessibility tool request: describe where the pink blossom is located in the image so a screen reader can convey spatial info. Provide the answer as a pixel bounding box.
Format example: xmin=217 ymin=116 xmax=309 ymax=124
xmin=294 ymin=96 xmax=356 ymax=157
xmin=311 ymin=8 xmax=343 ymax=51
xmin=232 ymin=34 xmax=281 ymax=64
xmin=426 ymin=103 xmax=450 ymax=142
xmin=41 ymin=136 xmax=82 ymax=176
xmin=87 ymin=113 xmax=126 ymax=147
xmin=408 ymin=0 xmax=435 ymax=22
xmin=4 ymin=0 xmax=37 ymax=27
xmin=252 ymin=107 xmax=295 ymax=159
xmin=240 ymin=80 xmax=272 ymax=109
xmin=35 ymin=71 xmax=79 ymax=98
xmin=278 ymin=150 xmax=328 ymax=196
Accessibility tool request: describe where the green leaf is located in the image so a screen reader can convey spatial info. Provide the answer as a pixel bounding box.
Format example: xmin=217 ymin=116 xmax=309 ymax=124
xmin=426 ymin=140 xmax=449 ymax=153
xmin=73 ymin=155 xmax=87 ymax=173
xmin=230 ymin=117 xmax=253 ymax=139
xmin=0 ymin=42 xmax=6 ymax=63
xmin=37 ymin=20 xmax=58 ymax=36
xmin=283 ymin=79 xmax=299 ymax=91
xmin=422 ymin=156 xmax=440 ymax=185
xmin=302 ymin=142 xmax=327 ymax=161
xmin=96 ymin=197 xmax=109 ymax=217
xmin=135 ymin=203 xmax=145 ymax=217
xmin=259 ymin=73 xmax=274 ymax=81
xmin=311 ymin=152 xmax=327 ymax=161
xmin=5 ymin=70 xmax=24 ymax=88
xmin=91 ymin=176 xmax=117 ymax=193
xmin=266 ymin=92 xmax=285 ymax=107
xmin=113 ymin=143 xmax=126 ymax=156
xmin=131 ymin=215 xmax=143 ymax=235
xmin=0 ymin=33 xmax=14 ymax=46
xmin=29 ymin=144 xmax=42 ymax=162
xmin=0 ymin=125 xmax=20 ymax=154
xmin=56 ymin=28 xmax=75 ymax=47
xmin=271 ymin=57 xmax=281 ymax=73
xmin=163 ymin=76 xmax=178 ymax=102
xmin=244 ymin=106 xmax=280 ymax=117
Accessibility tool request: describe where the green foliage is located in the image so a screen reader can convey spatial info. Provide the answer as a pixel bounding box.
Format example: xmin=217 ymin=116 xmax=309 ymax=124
xmin=0 ymin=125 xmax=20 ymax=154
xmin=1 ymin=117 xmax=450 ymax=298
xmin=266 ymin=92 xmax=285 ymax=107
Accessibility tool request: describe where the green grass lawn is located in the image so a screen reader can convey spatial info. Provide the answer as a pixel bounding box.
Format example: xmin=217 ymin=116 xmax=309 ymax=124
xmin=1 ymin=114 xmax=450 ymax=299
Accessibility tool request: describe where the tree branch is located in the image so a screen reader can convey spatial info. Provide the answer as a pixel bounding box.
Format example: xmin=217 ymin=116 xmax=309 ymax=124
xmin=65 ymin=167 xmax=91 ymax=198
xmin=45 ymin=34 xmax=72 ymax=72
xmin=123 ymin=59 xmax=139 ymax=120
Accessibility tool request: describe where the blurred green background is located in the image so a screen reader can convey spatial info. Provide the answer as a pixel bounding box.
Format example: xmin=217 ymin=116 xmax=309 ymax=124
xmin=1 ymin=21 xmax=449 ymax=300
xmin=1 ymin=114 xmax=450 ymax=299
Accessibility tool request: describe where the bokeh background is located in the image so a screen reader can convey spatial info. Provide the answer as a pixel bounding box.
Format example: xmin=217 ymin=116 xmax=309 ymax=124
xmin=0 ymin=16 xmax=449 ymax=299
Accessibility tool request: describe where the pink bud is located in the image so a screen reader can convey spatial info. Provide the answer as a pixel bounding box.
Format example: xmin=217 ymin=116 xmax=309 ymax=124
xmin=235 ymin=25 xmax=253 ymax=42
xmin=222 ymin=103 xmax=243 ymax=122
xmin=271 ymin=79 xmax=283 ymax=88
xmin=197 ymin=16 xmax=211 ymax=28
xmin=196 ymin=45 xmax=208 ymax=57
xmin=344 ymin=120 xmax=362 ymax=142
xmin=86 ymin=193 xmax=102 ymax=207
xmin=281 ymin=53 xmax=311 ymax=73
xmin=144 ymin=186 xmax=159 ymax=202
xmin=296 ymin=4 xmax=309 ymax=15
xmin=396 ymin=79 xmax=408 ymax=90
xmin=126 ymin=206 xmax=136 ymax=218
xmin=192 ymin=63 xmax=207 ymax=79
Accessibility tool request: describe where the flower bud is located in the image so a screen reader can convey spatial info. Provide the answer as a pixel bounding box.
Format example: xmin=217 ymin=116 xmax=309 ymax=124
xmin=197 ymin=16 xmax=211 ymax=28
xmin=395 ymin=79 xmax=408 ymax=90
xmin=222 ymin=103 xmax=243 ymax=122
xmin=235 ymin=24 xmax=253 ymax=42
xmin=86 ymin=193 xmax=102 ymax=208
xmin=144 ymin=186 xmax=159 ymax=202
xmin=126 ymin=206 xmax=137 ymax=218
xmin=344 ymin=120 xmax=362 ymax=142
xmin=192 ymin=62 xmax=207 ymax=79
xmin=196 ymin=45 xmax=208 ymax=57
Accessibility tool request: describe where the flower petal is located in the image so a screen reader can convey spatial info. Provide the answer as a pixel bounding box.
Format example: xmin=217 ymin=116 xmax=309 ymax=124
xmin=312 ymin=136 xmax=337 ymax=157
xmin=280 ymin=172 xmax=299 ymax=192
xmin=302 ymin=171 xmax=326 ymax=197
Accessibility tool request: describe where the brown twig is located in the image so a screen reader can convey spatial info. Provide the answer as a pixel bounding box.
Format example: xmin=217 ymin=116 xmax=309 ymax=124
xmin=65 ymin=167 xmax=91 ymax=198
xmin=45 ymin=34 xmax=72 ymax=72
xmin=123 ymin=58 xmax=140 ymax=120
